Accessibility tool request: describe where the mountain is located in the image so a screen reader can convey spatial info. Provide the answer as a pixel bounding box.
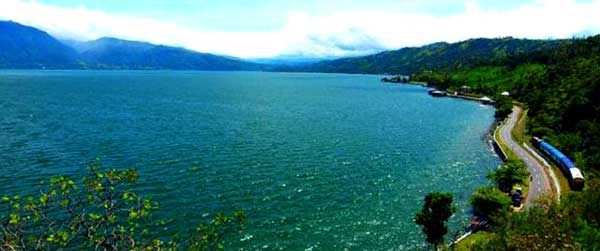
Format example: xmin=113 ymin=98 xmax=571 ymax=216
xmin=76 ymin=37 xmax=263 ymax=70
xmin=0 ymin=20 xmax=576 ymax=73
xmin=0 ymin=21 xmax=263 ymax=71
xmin=249 ymin=55 xmax=339 ymax=66
xmin=0 ymin=21 xmax=78 ymax=68
xmin=296 ymin=38 xmax=566 ymax=74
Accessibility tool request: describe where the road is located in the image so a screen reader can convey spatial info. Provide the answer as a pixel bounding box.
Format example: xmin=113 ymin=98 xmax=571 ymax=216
xmin=499 ymin=106 xmax=552 ymax=208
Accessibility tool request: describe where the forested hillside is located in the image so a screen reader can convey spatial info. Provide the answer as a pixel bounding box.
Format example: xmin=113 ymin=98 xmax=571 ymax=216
xmin=413 ymin=35 xmax=600 ymax=175
xmin=412 ymin=35 xmax=600 ymax=250
xmin=295 ymin=38 xmax=564 ymax=74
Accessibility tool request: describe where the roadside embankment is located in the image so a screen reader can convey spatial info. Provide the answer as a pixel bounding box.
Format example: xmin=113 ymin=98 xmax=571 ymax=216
xmin=496 ymin=106 xmax=555 ymax=208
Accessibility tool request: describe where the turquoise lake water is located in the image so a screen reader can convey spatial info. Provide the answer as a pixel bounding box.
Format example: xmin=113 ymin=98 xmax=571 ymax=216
xmin=0 ymin=71 xmax=500 ymax=250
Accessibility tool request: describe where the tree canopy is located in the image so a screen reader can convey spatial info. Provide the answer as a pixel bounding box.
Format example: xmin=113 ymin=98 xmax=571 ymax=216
xmin=413 ymin=35 xmax=600 ymax=175
xmin=414 ymin=192 xmax=455 ymax=249
xmin=488 ymin=159 xmax=529 ymax=193
xmin=470 ymin=186 xmax=511 ymax=222
xmin=0 ymin=165 xmax=245 ymax=251
xmin=412 ymin=34 xmax=600 ymax=250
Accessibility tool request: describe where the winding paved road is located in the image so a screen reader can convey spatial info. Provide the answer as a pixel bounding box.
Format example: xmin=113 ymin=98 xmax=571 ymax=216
xmin=499 ymin=106 xmax=552 ymax=208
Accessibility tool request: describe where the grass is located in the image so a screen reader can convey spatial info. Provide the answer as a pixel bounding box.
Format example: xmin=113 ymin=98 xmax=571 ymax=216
xmin=519 ymin=139 xmax=570 ymax=199
xmin=511 ymin=108 xmax=528 ymax=144
xmin=547 ymin=160 xmax=571 ymax=197
xmin=511 ymin=106 xmax=574 ymax=201
xmin=494 ymin=121 xmax=517 ymax=160
xmin=459 ymin=92 xmax=485 ymax=99
xmin=513 ymin=107 xmax=569 ymax=198
xmin=453 ymin=231 xmax=496 ymax=251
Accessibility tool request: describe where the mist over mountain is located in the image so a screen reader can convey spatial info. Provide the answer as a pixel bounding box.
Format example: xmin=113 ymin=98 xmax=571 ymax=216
xmin=0 ymin=21 xmax=263 ymax=71
xmin=0 ymin=21 xmax=78 ymax=68
xmin=75 ymin=37 xmax=263 ymax=70
xmin=249 ymin=55 xmax=340 ymax=66
xmin=0 ymin=20 xmax=588 ymax=75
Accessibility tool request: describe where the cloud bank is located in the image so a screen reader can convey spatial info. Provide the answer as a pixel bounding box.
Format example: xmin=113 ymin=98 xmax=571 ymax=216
xmin=1 ymin=0 xmax=599 ymax=58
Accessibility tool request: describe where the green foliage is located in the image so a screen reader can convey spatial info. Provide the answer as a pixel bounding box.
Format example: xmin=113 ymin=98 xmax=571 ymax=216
xmin=488 ymin=159 xmax=529 ymax=193
xmin=0 ymin=164 xmax=245 ymax=251
xmin=473 ymin=197 xmax=582 ymax=251
xmin=414 ymin=35 xmax=600 ymax=174
xmin=411 ymin=71 xmax=453 ymax=90
xmin=454 ymin=232 xmax=499 ymax=251
xmin=299 ymin=38 xmax=563 ymax=74
xmin=309 ymin=34 xmax=600 ymax=250
xmin=188 ymin=211 xmax=246 ymax=251
xmin=414 ymin=192 xmax=455 ymax=248
xmin=494 ymin=95 xmax=514 ymax=120
xmin=470 ymin=186 xmax=510 ymax=222
xmin=413 ymin=34 xmax=600 ymax=251
xmin=561 ymin=179 xmax=600 ymax=247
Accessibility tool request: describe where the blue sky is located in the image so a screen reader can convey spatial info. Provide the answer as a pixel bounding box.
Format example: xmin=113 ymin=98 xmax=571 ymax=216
xmin=2 ymin=0 xmax=600 ymax=58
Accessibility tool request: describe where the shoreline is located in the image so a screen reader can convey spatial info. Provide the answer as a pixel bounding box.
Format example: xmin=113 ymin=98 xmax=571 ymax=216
xmin=382 ymin=79 xmax=496 ymax=105
xmin=393 ymin=80 xmax=549 ymax=245
xmin=384 ymin=80 xmax=503 ymax=159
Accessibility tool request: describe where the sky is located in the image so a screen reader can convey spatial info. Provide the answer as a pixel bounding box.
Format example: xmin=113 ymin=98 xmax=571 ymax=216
xmin=1 ymin=0 xmax=599 ymax=58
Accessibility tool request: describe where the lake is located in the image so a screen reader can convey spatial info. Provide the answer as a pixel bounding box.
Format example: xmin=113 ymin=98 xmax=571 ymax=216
xmin=0 ymin=70 xmax=500 ymax=250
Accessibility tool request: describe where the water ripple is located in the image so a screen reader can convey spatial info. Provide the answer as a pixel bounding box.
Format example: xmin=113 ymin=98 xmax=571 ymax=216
xmin=0 ymin=71 xmax=500 ymax=250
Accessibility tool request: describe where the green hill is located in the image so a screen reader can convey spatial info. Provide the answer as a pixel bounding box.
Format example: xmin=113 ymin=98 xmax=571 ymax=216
xmin=412 ymin=34 xmax=600 ymax=250
xmin=297 ymin=38 xmax=565 ymax=74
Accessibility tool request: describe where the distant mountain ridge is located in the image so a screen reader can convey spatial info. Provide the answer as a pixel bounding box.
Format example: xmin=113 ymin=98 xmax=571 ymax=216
xmin=75 ymin=37 xmax=263 ymax=70
xmin=249 ymin=55 xmax=340 ymax=66
xmin=0 ymin=21 xmax=262 ymax=71
xmin=0 ymin=20 xmax=587 ymax=73
xmin=0 ymin=21 xmax=78 ymax=68
xmin=295 ymin=38 xmax=567 ymax=74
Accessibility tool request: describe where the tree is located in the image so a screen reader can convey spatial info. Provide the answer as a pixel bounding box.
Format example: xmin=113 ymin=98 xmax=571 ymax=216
xmin=414 ymin=192 xmax=455 ymax=249
xmin=411 ymin=34 xmax=600 ymax=250
xmin=488 ymin=159 xmax=529 ymax=193
xmin=470 ymin=186 xmax=510 ymax=223
xmin=0 ymin=164 xmax=245 ymax=250
xmin=474 ymin=197 xmax=581 ymax=251
xmin=494 ymin=96 xmax=514 ymax=120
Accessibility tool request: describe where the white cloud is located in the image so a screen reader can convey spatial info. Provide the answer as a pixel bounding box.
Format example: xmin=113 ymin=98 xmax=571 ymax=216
xmin=1 ymin=0 xmax=599 ymax=58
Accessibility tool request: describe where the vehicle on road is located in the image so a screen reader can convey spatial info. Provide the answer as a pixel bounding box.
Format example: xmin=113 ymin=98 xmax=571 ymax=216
xmin=532 ymin=137 xmax=584 ymax=191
